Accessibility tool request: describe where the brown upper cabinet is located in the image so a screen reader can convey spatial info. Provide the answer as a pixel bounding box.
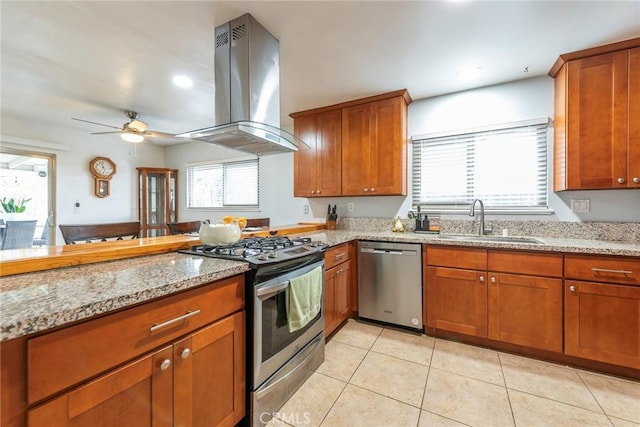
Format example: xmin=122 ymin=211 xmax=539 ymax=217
xmin=291 ymin=89 xmax=411 ymax=197
xmin=550 ymin=38 xmax=640 ymax=190
xmin=292 ymin=109 xmax=342 ymax=197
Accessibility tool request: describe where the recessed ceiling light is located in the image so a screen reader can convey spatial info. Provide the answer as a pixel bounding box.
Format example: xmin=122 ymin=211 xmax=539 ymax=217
xmin=172 ymin=75 xmax=193 ymax=88
xmin=456 ymin=66 xmax=482 ymax=81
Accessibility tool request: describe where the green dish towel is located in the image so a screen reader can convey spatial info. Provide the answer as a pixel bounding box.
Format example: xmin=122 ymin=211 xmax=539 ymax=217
xmin=286 ymin=266 xmax=323 ymax=332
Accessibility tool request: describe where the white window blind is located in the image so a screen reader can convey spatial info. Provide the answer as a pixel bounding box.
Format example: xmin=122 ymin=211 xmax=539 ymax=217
xmin=412 ymin=119 xmax=549 ymax=210
xmin=187 ymin=159 xmax=259 ymax=208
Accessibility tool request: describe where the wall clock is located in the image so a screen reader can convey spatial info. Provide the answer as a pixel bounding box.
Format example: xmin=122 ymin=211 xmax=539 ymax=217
xmin=89 ymin=157 xmax=116 ymax=198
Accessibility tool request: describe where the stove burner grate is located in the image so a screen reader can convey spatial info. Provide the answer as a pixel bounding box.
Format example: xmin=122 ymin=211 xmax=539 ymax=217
xmin=190 ymin=236 xmax=314 ymax=259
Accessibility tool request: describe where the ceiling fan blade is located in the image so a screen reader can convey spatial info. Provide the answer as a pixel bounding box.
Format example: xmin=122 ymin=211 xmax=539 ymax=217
xmin=91 ymin=131 xmax=122 ymax=135
xmin=72 ymin=117 xmax=122 ymax=130
xmin=144 ymin=130 xmax=176 ymax=138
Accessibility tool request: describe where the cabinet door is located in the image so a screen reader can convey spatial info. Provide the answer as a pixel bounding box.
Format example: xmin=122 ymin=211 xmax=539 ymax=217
xmin=334 ymin=260 xmax=352 ymax=325
xmin=293 ymin=115 xmax=319 ymax=197
xmin=316 ymin=109 xmax=342 ymax=196
xmin=28 ymin=347 xmax=173 ymax=427
xmin=342 ymin=103 xmax=372 ymax=195
xmin=565 ymin=280 xmax=640 ymax=369
xmin=324 ymin=266 xmax=338 ymax=336
xmin=628 ymin=47 xmax=640 ymax=187
xmin=566 ymin=50 xmax=629 ymax=189
xmin=173 ymin=312 xmax=245 ymax=427
xmin=369 ymin=97 xmax=407 ymax=195
xmin=488 ymin=273 xmax=563 ymax=352
xmin=426 ymin=267 xmax=487 ymax=337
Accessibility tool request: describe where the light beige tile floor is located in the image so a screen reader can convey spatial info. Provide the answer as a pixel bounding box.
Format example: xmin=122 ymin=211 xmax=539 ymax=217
xmin=269 ymin=319 xmax=640 ymax=427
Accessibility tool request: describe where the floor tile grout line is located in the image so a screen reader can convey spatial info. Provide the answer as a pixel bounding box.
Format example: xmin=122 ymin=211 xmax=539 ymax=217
xmin=317 ymin=322 xmax=382 ymax=426
xmin=416 ymin=332 xmax=437 ymax=426
xmin=427 ymin=365 xmax=507 ymax=388
xmin=575 ymin=368 xmax=616 ymax=420
xmin=505 ymin=386 xmax=625 ymax=418
xmin=498 ymin=353 xmax=518 ymax=427
xmin=315 ymin=375 xmax=349 ymax=427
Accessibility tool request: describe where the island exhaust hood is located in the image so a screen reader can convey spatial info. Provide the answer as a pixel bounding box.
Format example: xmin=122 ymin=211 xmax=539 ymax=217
xmin=177 ymin=13 xmax=307 ymax=156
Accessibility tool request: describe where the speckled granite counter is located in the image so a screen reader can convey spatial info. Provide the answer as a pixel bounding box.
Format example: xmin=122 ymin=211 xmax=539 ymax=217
xmin=2 ymin=230 xmax=638 ymax=342
xmin=1 ymin=252 xmax=250 ymax=342
xmin=297 ymin=230 xmax=640 ymax=257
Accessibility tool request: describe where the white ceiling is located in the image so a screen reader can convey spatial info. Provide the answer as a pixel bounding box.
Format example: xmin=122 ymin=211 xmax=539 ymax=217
xmin=2 ymin=1 xmax=639 ymax=146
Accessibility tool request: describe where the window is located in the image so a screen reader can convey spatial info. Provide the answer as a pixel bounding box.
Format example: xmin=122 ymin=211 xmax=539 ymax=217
xmin=412 ymin=119 xmax=549 ymax=211
xmin=187 ymin=159 xmax=259 ymax=209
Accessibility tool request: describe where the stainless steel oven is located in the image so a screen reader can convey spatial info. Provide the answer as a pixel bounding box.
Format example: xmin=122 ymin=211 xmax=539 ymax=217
xmin=180 ymin=237 xmax=327 ymax=427
xmin=250 ymin=254 xmax=325 ymax=427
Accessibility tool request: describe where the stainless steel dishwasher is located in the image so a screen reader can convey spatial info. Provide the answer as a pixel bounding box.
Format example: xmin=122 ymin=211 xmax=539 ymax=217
xmin=358 ymin=241 xmax=423 ymax=330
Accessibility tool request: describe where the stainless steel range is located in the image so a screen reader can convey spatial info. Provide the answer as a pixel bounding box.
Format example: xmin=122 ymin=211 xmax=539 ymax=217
xmin=180 ymin=236 xmax=327 ymax=426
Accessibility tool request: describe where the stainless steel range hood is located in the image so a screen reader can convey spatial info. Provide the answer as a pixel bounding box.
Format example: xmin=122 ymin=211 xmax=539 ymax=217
xmin=177 ymin=13 xmax=307 ymax=156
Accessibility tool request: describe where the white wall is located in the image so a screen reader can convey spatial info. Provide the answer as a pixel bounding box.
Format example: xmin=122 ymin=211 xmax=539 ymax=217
xmin=1 ymin=116 xmax=165 ymax=243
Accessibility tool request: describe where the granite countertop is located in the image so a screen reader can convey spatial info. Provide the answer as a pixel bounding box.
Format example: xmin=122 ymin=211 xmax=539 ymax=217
xmin=0 ymin=252 xmax=250 ymax=342
xmin=2 ymin=230 xmax=638 ymax=342
xmin=300 ymin=230 xmax=640 ymax=257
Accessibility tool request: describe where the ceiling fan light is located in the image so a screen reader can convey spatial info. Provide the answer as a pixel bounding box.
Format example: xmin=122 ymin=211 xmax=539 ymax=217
xmin=121 ymin=131 xmax=144 ymax=143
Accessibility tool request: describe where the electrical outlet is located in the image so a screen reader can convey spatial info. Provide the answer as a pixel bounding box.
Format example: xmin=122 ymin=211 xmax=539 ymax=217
xmin=303 ymin=204 xmax=309 ymax=214
xmin=74 ymin=200 xmax=80 ymax=214
xmin=348 ymin=202 xmax=355 ymax=212
xmin=570 ymin=199 xmax=590 ymax=213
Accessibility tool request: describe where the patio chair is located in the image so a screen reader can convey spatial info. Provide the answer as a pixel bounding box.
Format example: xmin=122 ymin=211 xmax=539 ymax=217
xmin=33 ymin=219 xmax=50 ymax=246
xmin=1 ymin=220 xmax=37 ymax=250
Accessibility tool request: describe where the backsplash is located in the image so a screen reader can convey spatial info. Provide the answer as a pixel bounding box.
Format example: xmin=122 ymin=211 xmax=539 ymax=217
xmin=338 ymin=217 xmax=640 ymax=243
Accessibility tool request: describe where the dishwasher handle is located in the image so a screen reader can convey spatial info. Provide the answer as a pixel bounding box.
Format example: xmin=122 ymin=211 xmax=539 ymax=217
xmin=360 ymin=247 xmax=416 ymax=255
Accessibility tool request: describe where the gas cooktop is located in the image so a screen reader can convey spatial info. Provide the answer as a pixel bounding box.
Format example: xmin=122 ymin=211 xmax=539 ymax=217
xmin=179 ymin=236 xmax=327 ymax=267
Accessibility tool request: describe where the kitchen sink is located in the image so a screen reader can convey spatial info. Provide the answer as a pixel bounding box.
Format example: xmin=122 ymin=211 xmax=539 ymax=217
xmin=435 ymin=235 xmax=543 ymax=244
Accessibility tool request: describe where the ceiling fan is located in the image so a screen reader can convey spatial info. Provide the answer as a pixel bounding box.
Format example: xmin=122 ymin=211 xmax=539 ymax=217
xmin=72 ymin=110 xmax=174 ymax=143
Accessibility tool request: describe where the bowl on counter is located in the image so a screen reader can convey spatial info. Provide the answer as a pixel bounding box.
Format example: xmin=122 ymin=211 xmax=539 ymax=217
xmin=198 ymin=222 xmax=241 ymax=245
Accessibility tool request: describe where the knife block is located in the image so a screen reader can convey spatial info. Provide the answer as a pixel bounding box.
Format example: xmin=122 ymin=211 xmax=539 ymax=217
xmin=326 ymin=216 xmax=337 ymax=230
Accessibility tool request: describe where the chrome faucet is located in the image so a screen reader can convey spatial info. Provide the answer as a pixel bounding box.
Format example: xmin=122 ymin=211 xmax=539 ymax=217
xmin=469 ymin=199 xmax=486 ymax=236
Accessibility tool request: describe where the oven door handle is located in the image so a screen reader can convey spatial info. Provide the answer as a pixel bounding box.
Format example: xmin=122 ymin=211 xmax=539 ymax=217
xmin=256 ymin=281 xmax=289 ymax=299
xmin=254 ymin=332 xmax=324 ymax=400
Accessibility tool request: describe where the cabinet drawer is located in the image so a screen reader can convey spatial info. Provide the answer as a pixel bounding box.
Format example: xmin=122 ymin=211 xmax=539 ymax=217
xmin=488 ymin=251 xmax=563 ymax=277
xmin=426 ymin=247 xmax=487 ymax=270
xmin=27 ymin=275 xmax=244 ymax=404
xmin=565 ymin=255 xmax=640 ymax=285
xmin=325 ymin=243 xmax=351 ymax=269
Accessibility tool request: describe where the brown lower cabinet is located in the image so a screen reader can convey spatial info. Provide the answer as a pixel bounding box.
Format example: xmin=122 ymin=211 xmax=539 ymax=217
xmin=28 ymin=312 xmax=244 ymax=427
xmin=565 ymin=280 xmax=640 ymax=369
xmin=324 ymin=243 xmax=355 ymax=336
xmin=2 ymin=275 xmax=246 ymax=427
xmin=426 ymin=247 xmax=564 ymax=353
xmin=564 ymin=254 xmax=640 ymax=369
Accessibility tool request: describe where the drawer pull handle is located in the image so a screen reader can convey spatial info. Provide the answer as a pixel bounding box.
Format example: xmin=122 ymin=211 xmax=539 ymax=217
xmin=160 ymin=359 xmax=171 ymax=371
xmin=479 ymin=275 xmax=485 ymax=282
xmin=490 ymin=277 xmax=497 ymax=283
xmin=181 ymin=348 xmax=191 ymax=360
xmin=569 ymin=285 xmax=577 ymax=292
xmin=150 ymin=310 xmax=201 ymax=332
xmin=591 ymin=268 xmax=632 ymax=275
xmin=334 ymin=253 xmax=346 ymax=259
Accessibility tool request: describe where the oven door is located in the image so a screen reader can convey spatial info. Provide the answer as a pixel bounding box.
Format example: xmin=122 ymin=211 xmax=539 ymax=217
xmin=253 ymin=259 xmax=325 ymax=388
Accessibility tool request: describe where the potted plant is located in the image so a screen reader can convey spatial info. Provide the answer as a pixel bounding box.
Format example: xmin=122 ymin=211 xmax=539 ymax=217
xmin=1 ymin=197 xmax=31 ymax=213
xmin=1 ymin=197 xmax=32 ymax=221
